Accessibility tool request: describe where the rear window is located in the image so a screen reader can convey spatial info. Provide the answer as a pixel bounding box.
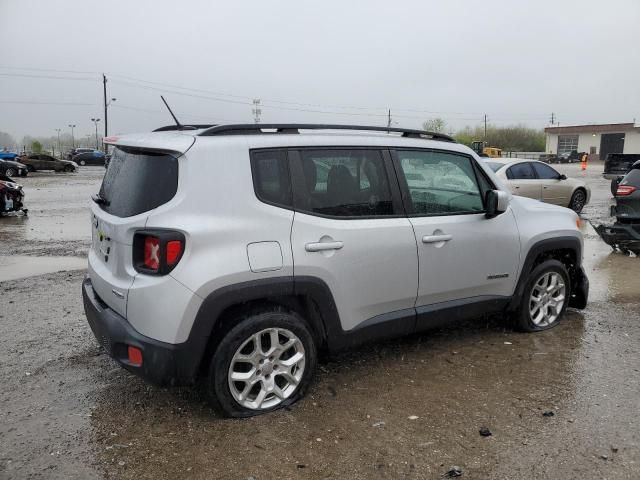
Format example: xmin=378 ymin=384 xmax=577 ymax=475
xmin=98 ymin=147 xmax=178 ymax=217
xmin=623 ymin=168 xmax=640 ymax=186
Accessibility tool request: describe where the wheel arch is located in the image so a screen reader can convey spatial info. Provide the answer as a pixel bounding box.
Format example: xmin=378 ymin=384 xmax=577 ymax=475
xmin=189 ymin=276 xmax=341 ymax=376
xmin=508 ymin=236 xmax=582 ymax=312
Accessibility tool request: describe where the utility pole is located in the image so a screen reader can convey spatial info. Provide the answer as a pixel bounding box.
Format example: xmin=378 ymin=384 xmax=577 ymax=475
xmin=387 ymin=109 xmax=392 ymax=130
xmin=91 ymin=118 xmax=101 ymax=150
xmin=103 ymin=74 xmax=108 ymax=150
xmin=68 ymin=124 xmax=76 ymax=149
xmin=252 ymin=99 xmax=262 ymax=123
xmin=483 ymin=114 xmax=488 ymax=141
xmin=55 ymin=128 xmax=61 ymax=157
xmin=550 ymin=112 xmax=555 ymax=125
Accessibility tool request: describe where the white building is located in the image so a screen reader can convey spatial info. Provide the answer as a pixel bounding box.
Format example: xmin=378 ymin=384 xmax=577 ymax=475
xmin=544 ymin=123 xmax=640 ymax=160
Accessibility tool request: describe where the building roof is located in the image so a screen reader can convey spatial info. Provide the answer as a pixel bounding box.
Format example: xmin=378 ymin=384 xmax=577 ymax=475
xmin=544 ymin=123 xmax=638 ymax=134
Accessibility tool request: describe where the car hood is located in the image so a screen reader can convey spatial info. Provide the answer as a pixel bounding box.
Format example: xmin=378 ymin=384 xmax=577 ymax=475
xmin=511 ymin=194 xmax=570 ymax=213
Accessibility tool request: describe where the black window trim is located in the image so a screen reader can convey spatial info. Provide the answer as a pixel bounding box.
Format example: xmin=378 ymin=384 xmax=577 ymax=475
xmin=249 ymin=148 xmax=294 ymax=211
xmin=390 ymin=147 xmax=493 ymax=217
xmin=288 ymin=146 xmax=407 ymax=220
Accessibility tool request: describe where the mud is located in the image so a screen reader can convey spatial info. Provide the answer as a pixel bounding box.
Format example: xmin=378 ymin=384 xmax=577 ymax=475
xmin=1 ymin=163 xmax=639 ymax=479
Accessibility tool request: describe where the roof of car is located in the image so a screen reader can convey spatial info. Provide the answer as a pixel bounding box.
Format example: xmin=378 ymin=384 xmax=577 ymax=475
xmin=484 ymin=158 xmax=545 ymax=169
xmin=106 ymin=124 xmax=476 ymax=156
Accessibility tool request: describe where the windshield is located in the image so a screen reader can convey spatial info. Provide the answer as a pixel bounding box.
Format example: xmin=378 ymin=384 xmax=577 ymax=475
xmin=486 ymin=162 xmax=503 ymax=172
xmin=98 ymin=146 xmax=178 ymax=217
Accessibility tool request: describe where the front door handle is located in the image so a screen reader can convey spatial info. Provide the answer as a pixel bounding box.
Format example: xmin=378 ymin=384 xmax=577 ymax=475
xmin=422 ymin=234 xmax=452 ymax=244
xmin=305 ymin=241 xmax=344 ymax=252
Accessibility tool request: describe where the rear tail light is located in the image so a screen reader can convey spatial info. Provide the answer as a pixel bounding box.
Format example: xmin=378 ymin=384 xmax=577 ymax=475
xmin=127 ymin=346 xmax=143 ymax=366
xmin=133 ymin=230 xmax=185 ymax=275
xmin=616 ymin=185 xmax=637 ymax=196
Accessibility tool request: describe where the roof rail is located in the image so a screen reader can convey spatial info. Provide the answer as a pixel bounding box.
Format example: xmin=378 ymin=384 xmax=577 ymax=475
xmin=198 ymin=124 xmax=455 ymax=142
xmin=153 ymin=124 xmax=216 ymax=132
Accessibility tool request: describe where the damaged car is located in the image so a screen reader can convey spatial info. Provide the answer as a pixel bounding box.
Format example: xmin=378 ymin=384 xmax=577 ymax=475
xmin=0 ymin=173 xmax=27 ymax=216
xmin=595 ymin=160 xmax=640 ymax=255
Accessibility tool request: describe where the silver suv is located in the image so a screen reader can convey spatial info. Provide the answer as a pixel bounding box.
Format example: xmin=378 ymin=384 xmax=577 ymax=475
xmin=83 ymin=124 xmax=589 ymax=417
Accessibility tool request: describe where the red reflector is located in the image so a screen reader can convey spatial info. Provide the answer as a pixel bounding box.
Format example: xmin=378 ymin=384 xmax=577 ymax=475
xmin=127 ymin=346 xmax=143 ymax=366
xmin=166 ymin=240 xmax=183 ymax=266
xmin=616 ymin=185 xmax=637 ymax=196
xmin=143 ymin=236 xmax=160 ymax=270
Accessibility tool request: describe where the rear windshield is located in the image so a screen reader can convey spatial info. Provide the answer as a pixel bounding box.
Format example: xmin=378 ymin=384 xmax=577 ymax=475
xmin=623 ymin=168 xmax=640 ymax=186
xmin=98 ymin=147 xmax=178 ymax=217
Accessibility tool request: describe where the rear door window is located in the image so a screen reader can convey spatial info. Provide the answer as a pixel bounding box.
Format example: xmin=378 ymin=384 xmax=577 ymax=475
xmin=98 ymin=147 xmax=178 ymax=217
xmin=507 ymin=163 xmax=536 ymax=180
xmin=292 ymin=149 xmax=395 ymax=217
xmin=531 ymin=162 xmax=560 ymax=179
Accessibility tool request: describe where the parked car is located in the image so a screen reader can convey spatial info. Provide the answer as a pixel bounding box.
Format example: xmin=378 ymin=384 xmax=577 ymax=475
xmin=0 ymin=158 xmax=28 ymax=177
xmin=66 ymin=147 xmax=95 ymax=160
xmin=72 ymin=150 xmax=106 ymax=166
xmin=83 ymin=123 xmax=589 ymax=417
xmin=603 ymin=153 xmax=640 ymax=195
xmin=595 ymin=160 xmax=640 ymax=255
xmin=485 ymin=159 xmax=590 ymax=213
xmin=18 ymin=153 xmax=78 ymax=173
xmin=0 ymin=173 xmax=27 ymax=215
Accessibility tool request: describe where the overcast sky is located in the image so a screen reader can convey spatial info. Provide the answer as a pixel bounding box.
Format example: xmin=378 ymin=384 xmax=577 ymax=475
xmin=1 ymin=0 xmax=639 ymax=143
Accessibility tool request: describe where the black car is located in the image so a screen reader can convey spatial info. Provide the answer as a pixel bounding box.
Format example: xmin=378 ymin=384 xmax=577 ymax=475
xmin=595 ymin=160 xmax=640 ymax=255
xmin=0 ymin=159 xmax=28 ymax=177
xmin=603 ymin=153 xmax=640 ymax=194
xmin=72 ymin=151 xmax=106 ymax=166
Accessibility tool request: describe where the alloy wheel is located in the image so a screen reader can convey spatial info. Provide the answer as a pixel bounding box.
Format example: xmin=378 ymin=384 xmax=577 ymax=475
xmin=529 ymin=272 xmax=566 ymax=327
xmin=571 ymin=190 xmax=586 ymax=212
xmin=228 ymin=327 xmax=306 ymax=410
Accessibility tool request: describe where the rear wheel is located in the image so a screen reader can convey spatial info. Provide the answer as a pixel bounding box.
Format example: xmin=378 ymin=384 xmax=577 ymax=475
xmin=26 ymin=165 xmax=35 ymax=172
xmin=569 ymin=189 xmax=586 ymax=213
xmin=514 ymin=259 xmax=570 ymax=332
xmin=207 ymin=308 xmax=317 ymax=417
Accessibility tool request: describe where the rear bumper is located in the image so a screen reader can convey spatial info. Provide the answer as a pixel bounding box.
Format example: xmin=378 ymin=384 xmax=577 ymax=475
xmin=594 ymin=223 xmax=640 ymax=250
xmin=82 ymin=277 xmax=202 ymax=386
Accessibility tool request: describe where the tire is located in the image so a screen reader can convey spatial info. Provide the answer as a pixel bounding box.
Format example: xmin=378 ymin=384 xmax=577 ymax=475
xmin=569 ymin=189 xmax=587 ymax=213
xmin=207 ymin=308 xmax=317 ymax=417
xmin=26 ymin=165 xmax=35 ymax=172
xmin=64 ymin=165 xmax=74 ymax=173
xmin=4 ymin=167 xmax=16 ymax=177
xmin=514 ymin=259 xmax=571 ymax=332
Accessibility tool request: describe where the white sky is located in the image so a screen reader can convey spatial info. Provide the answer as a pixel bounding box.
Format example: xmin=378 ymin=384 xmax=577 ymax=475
xmin=1 ymin=0 xmax=639 ymax=141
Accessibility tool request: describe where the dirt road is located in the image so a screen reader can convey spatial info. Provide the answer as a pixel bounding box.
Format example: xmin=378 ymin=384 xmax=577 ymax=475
xmin=1 ymin=163 xmax=638 ymax=479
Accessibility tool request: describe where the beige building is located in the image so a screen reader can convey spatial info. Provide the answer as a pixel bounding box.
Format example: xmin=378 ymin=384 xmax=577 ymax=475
xmin=544 ymin=123 xmax=640 ymax=160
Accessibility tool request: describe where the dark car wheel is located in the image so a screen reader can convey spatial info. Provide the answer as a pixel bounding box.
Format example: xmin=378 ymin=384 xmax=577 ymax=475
xmin=569 ymin=189 xmax=587 ymax=213
xmin=26 ymin=165 xmax=35 ymax=172
xmin=4 ymin=167 xmax=16 ymax=177
xmin=514 ymin=260 xmax=571 ymax=332
xmin=64 ymin=164 xmax=74 ymax=173
xmin=207 ymin=308 xmax=317 ymax=418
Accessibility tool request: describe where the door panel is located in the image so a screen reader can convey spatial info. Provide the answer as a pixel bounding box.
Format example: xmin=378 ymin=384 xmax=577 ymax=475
xmin=393 ymin=149 xmax=520 ymax=312
xmin=532 ymin=162 xmax=567 ymax=205
xmin=506 ymin=163 xmax=541 ymax=200
xmin=291 ymin=214 xmax=418 ymax=331
xmin=289 ymin=148 xmax=418 ymax=332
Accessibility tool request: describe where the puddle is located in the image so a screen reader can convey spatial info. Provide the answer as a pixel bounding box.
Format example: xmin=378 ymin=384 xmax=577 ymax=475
xmin=0 ymin=255 xmax=87 ymax=282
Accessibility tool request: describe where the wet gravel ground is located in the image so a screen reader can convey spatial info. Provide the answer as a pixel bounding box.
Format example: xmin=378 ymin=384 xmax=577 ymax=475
xmin=1 ymin=163 xmax=638 ymax=479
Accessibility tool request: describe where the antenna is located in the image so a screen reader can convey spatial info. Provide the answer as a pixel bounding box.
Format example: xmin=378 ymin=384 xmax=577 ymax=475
xmin=160 ymin=95 xmax=182 ymax=129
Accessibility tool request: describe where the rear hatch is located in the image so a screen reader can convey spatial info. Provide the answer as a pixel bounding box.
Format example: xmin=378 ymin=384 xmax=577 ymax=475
xmin=605 ymin=154 xmax=640 ymax=176
xmin=89 ymin=144 xmax=183 ymax=317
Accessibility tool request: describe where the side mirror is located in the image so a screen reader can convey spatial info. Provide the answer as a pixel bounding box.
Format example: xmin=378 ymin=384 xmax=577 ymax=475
xmin=559 ymin=174 xmax=567 ymax=180
xmin=485 ymin=190 xmax=510 ymax=218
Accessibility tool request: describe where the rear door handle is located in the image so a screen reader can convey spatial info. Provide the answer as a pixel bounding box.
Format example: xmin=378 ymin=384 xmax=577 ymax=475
xmin=422 ymin=234 xmax=452 ymax=244
xmin=305 ymin=241 xmax=344 ymax=252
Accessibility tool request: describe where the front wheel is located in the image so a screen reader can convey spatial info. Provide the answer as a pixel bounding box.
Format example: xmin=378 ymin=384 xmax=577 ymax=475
xmin=207 ymin=309 xmax=317 ymax=417
xmin=4 ymin=167 xmax=16 ymax=177
xmin=569 ymin=189 xmax=586 ymax=213
xmin=64 ymin=165 xmax=74 ymax=173
xmin=514 ymin=260 xmax=570 ymax=332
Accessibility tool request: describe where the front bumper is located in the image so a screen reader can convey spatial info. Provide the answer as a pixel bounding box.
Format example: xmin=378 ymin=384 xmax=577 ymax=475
xmin=594 ymin=223 xmax=640 ymax=251
xmin=82 ymin=277 xmax=201 ymax=386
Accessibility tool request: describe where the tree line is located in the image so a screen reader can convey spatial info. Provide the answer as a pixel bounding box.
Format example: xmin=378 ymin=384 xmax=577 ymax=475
xmin=423 ymin=119 xmax=546 ymax=152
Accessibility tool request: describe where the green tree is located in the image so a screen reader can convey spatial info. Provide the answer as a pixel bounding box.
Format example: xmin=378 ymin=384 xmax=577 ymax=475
xmin=30 ymin=140 xmax=43 ymax=153
xmin=423 ymin=118 xmax=447 ymax=133
xmin=454 ymin=124 xmax=545 ymax=152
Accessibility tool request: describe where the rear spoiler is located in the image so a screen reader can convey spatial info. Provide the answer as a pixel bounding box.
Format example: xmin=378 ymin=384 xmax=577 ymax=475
xmin=102 ymin=132 xmax=196 ymax=155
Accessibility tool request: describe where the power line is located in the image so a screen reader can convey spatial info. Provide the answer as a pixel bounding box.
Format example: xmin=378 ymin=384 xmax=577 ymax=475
xmin=0 ymin=72 xmax=96 ymax=81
